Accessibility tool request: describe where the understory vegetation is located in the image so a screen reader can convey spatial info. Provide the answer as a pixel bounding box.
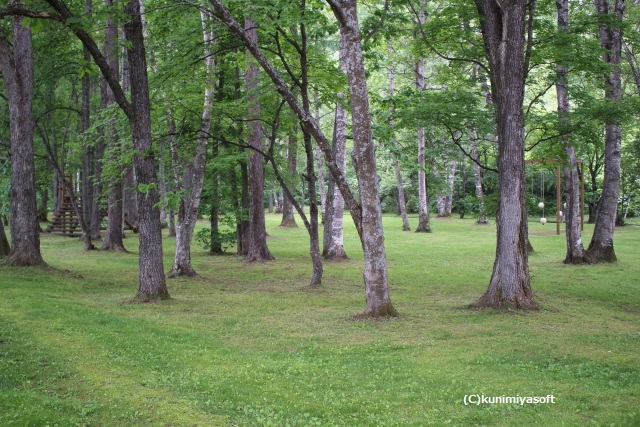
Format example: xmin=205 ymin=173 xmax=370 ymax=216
xmin=1 ymin=214 xmax=639 ymax=426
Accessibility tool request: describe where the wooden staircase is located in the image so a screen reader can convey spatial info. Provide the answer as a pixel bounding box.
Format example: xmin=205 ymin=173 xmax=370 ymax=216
xmin=45 ymin=194 xmax=82 ymax=237
xmin=45 ymin=176 xmax=132 ymax=237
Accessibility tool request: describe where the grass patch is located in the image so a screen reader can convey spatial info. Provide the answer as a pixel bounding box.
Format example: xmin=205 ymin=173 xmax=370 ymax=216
xmin=1 ymin=214 xmax=639 ymax=426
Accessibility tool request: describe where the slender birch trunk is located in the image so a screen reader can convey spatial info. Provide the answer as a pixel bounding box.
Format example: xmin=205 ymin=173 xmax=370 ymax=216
xmin=388 ymin=42 xmax=410 ymax=231
xmin=327 ymin=0 xmax=395 ymax=315
xmin=314 ymin=90 xmax=326 ymax=220
xmin=415 ymin=0 xmax=431 ymax=232
xmin=281 ymin=134 xmax=299 ymax=227
xmin=445 ymin=159 xmax=456 ymax=216
xmin=556 ymin=0 xmax=592 ymax=264
xmin=169 ymin=11 xmax=216 ymax=276
xmin=323 ymin=37 xmax=348 ymax=259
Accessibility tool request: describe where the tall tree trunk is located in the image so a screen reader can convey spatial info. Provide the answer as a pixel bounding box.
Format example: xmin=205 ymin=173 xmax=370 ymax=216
xmin=471 ymin=64 xmax=493 ymax=224
xmin=123 ymin=167 xmax=139 ymax=232
xmin=101 ymin=0 xmax=126 ymax=252
xmin=444 ymin=159 xmax=456 ymax=215
xmin=327 ymin=0 xmax=395 ymax=316
xmin=158 ymin=149 xmax=168 ymax=228
xmin=388 ymin=42 xmax=410 ymax=231
xmin=323 ymin=37 xmax=348 ymax=259
xmin=556 ymin=0 xmax=592 ymax=264
xmin=168 ymin=206 xmax=176 ymax=237
xmin=322 ymin=156 xmax=335 ymax=255
xmin=435 ymin=157 xmax=447 ymax=217
xmin=81 ymin=0 xmax=93 ymax=231
xmin=274 ymin=190 xmax=283 ymax=213
xmin=123 ymin=0 xmax=169 ymax=300
xmin=0 ymin=7 xmax=46 ymax=266
xmin=209 ymin=175 xmax=222 ymax=254
xmin=102 ymin=179 xmax=126 ymax=250
xmin=314 ymin=90 xmax=326 ymax=221
xmin=244 ymin=17 xmax=274 ymax=262
xmin=169 ymin=11 xmax=215 ymax=277
xmin=209 ymin=78 xmax=224 ymax=255
xmin=280 ymin=134 xmax=299 ymax=227
xmin=38 ymin=187 xmax=49 ymax=222
xmin=299 ymin=14 xmax=323 ymax=286
xmin=302 ymin=128 xmax=323 ymax=285
xmin=472 ymin=0 xmax=536 ymax=310
xmin=587 ymin=0 xmax=625 ymax=263
xmin=237 ymin=159 xmax=250 ymax=256
xmin=392 ymin=153 xmax=411 ymax=231
xmin=416 ymin=123 xmax=431 ymax=232
xmin=470 ymin=135 xmax=488 ymax=224
xmin=89 ymin=137 xmax=104 ymax=240
xmin=415 ymin=0 xmax=431 ymax=232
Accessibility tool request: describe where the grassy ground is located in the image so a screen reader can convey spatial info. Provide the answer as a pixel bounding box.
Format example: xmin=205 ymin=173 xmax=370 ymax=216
xmin=1 ymin=214 xmax=639 ymax=426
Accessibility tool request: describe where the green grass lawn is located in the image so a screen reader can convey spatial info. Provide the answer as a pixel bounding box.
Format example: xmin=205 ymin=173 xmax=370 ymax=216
xmin=1 ymin=214 xmax=639 ymax=426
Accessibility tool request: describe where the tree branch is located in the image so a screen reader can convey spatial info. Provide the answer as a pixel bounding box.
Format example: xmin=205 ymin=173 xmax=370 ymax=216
xmin=44 ymin=0 xmax=134 ymax=119
xmin=523 ymin=0 xmax=537 ymax=81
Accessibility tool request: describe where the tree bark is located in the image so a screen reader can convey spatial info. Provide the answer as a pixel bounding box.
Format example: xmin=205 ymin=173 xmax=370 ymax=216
xmin=298 ymin=15 xmax=323 ymax=285
xmin=327 ymin=0 xmax=395 ymax=316
xmin=101 ymin=0 xmax=126 ymax=252
xmin=323 ymin=94 xmax=348 ymax=259
xmin=123 ymin=167 xmax=139 ymax=232
xmin=209 ymin=174 xmax=223 ymax=254
xmin=280 ymin=134 xmax=299 ymax=227
xmin=38 ymin=187 xmax=49 ymax=222
xmin=169 ymin=11 xmax=215 ymax=276
xmin=393 ymin=153 xmax=411 ymax=231
xmin=102 ymin=179 xmax=126 ymax=251
xmin=0 ymin=7 xmax=46 ymax=266
xmin=415 ymin=0 xmax=431 ymax=232
xmin=416 ymin=124 xmax=431 ymax=231
xmin=444 ymin=159 xmax=456 ymax=216
xmin=470 ymin=136 xmax=488 ymax=224
xmin=314 ymin=90 xmax=326 ymax=221
xmin=81 ymin=0 xmax=93 ymax=231
xmin=587 ymin=0 xmax=625 ymax=263
xmin=323 ymin=37 xmax=348 ymax=259
xmin=123 ymin=0 xmax=169 ymax=301
xmin=387 ymin=44 xmax=410 ymax=231
xmin=158 ymin=150 xmax=168 ymax=228
xmin=472 ymin=0 xmax=536 ymax=310
xmin=209 ymin=78 xmax=224 ymax=255
xmin=236 ymin=159 xmax=250 ymax=256
xmin=89 ymin=137 xmax=104 ymax=240
xmin=244 ymin=17 xmax=274 ymax=262
xmin=302 ymin=127 xmax=323 ymax=285
xmin=556 ymin=0 xmax=592 ymax=264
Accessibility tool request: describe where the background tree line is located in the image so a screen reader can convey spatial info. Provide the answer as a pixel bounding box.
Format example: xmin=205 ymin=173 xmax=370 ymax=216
xmin=1 ymin=0 xmax=639 ymax=314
